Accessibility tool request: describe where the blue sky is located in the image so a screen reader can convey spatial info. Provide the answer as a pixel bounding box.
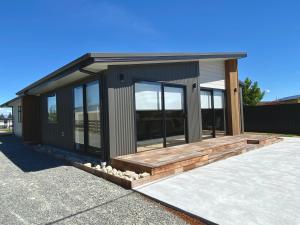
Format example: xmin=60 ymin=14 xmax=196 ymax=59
xmin=0 ymin=0 xmax=300 ymax=105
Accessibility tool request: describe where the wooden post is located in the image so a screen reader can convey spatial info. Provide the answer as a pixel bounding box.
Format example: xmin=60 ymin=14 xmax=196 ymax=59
xmin=225 ymin=59 xmax=241 ymax=135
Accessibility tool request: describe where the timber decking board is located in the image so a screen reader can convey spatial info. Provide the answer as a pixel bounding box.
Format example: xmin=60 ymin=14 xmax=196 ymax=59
xmin=111 ymin=134 xmax=282 ymax=176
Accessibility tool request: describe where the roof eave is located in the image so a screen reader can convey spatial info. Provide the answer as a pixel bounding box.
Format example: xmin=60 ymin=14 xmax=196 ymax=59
xmin=16 ymin=53 xmax=93 ymax=95
xmin=0 ymin=96 xmax=21 ymax=107
xmin=16 ymin=52 xmax=247 ymax=95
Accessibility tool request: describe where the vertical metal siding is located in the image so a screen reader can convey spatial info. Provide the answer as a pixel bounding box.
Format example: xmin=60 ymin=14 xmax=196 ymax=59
xmin=41 ymin=86 xmax=74 ymax=150
xmin=106 ymin=62 xmax=201 ymax=158
xmin=199 ymin=61 xmax=225 ymax=89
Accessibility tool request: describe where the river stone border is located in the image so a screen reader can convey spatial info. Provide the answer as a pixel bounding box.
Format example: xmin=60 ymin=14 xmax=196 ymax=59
xmin=32 ymin=144 xmax=151 ymax=189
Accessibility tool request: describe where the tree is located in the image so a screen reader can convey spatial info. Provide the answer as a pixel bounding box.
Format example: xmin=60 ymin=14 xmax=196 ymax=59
xmin=242 ymin=77 xmax=265 ymax=106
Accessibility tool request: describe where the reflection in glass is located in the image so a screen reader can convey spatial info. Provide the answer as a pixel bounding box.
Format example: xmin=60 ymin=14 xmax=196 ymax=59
xmin=135 ymin=82 xmax=163 ymax=151
xmin=200 ymin=89 xmax=226 ymax=139
xmin=213 ymin=90 xmax=225 ymax=136
xmin=201 ymin=90 xmax=214 ymax=138
xmin=74 ymin=86 xmax=84 ymax=149
xmin=48 ymin=95 xmax=57 ymax=122
xmin=86 ymin=81 xmax=101 ymax=149
xmin=200 ymin=90 xmax=212 ymax=109
xmin=165 ymin=86 xmax=186 ymax=147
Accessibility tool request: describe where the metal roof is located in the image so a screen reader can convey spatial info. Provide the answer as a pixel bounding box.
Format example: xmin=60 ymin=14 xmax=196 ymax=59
xmin=0 ymin=96 xmax=21 ymax=107
xmin=16 ymin=52 xmax=247 ymax=95
xmin=277 ymin=94 xmax=300 ymax=101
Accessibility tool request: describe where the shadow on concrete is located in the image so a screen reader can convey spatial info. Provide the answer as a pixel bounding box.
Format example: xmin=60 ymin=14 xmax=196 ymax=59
xmin=0 ymin=136 xmax=65 ymax=172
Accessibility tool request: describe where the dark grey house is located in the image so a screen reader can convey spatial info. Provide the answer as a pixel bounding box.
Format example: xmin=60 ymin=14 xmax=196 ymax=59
xmin=2 ymin=52 xmax=247 ymax=160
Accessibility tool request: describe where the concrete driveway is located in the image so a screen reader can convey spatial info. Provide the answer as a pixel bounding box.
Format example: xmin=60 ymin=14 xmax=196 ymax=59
xmin=0 ymin=136 xmax=188 ymax=225
xmin=136 ymin=137 xmax=300 ymax=225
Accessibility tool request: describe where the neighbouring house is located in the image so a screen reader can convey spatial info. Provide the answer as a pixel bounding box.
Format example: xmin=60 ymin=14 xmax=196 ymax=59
xmin=1 ymin=97 xmax=22 ymax=136
xmin=1 ymin=52 xmax=247 ymax=160
xmin=259 ymin=94 xmax=300 ymax=106
xmin=0 ymin=119 xmax=12 ymax=129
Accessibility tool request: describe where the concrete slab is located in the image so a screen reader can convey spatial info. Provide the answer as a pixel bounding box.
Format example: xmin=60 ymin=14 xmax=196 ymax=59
xmin=135 ymin=137 xmax=300 ymax=225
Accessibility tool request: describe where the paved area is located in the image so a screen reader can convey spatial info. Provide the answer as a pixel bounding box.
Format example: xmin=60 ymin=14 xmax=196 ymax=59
xmin=136 ymin=137 xmax=300 ymax=225
xmin=0 ymin=136 xmax=187 ymax=225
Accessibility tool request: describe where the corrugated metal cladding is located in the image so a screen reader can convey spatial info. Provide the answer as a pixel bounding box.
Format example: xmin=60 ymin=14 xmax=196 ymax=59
xmin=106 ymin=62 xmax=202 ymax=158
xmin=41 ymin=86 xmax=74 ymax=150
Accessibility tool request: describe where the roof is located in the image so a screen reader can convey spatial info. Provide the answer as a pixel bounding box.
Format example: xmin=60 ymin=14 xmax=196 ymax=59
xmin=16 ymin=52 xmax=247 ymax=95
xmin=0 ymin=96 xmax=21 ymax=107
xmin=277 ymin=94 xmax=300 ymax=102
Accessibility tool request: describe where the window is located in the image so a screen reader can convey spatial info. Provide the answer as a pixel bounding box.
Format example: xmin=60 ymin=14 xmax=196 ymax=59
xmin=17 ymin=106 xmax=22 ymax=123
xmin=48 ymin=94 xmax=57 ymax=122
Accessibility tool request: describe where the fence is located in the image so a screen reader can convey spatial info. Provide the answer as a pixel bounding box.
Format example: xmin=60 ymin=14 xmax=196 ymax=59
xmin=244 ymin=103 xmax=300 ymax=134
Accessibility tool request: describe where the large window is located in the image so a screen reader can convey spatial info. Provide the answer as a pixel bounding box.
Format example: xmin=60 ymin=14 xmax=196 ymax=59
xmin=47 ymin=94 xmax=57 ymax=123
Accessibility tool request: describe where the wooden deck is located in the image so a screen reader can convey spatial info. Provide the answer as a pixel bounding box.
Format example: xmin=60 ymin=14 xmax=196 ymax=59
xmin=112 ymin=134 xmax=282 ymax=180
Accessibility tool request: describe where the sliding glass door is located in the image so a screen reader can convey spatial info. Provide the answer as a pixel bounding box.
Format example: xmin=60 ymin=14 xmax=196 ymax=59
xmin=135 ymin=82 xmax=164 ymax=151
xmin=135 ymin=81 xmax=186 ymax=152
xmin=74 ymin=80 xmax=102 ymax=156
xmin=74 ymin=86 xmax=84 ymax=150
xmin=164 ymin=85 xmax=186 ymax=147
xmin=200 ymin=88 xmax=226 ymax=139
xmin=213 ymin=90 xmax=226 ymax=136
xmin=86 ymin=81 xmax=101 ymax=150
xmin=200 ymin=90 xmax=214 ymax=138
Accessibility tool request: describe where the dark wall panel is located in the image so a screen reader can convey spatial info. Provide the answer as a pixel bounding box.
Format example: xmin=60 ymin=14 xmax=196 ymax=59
xmin=41 ymin=86 xmax=74 ymax=150
xmin=106 ymin=62 xmax=201 ymax=158
xmin=22 ymin=95 xmax=41 ymax=143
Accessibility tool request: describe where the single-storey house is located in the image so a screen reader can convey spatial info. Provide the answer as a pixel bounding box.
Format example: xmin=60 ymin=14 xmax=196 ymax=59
xmin=0 ymin=98 xmax=22 ymax=136
xmin=1 ymin=52 xmax=247 ymax=160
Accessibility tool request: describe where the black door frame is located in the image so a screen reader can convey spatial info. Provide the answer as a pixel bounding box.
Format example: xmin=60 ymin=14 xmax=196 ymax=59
xmin=200 ymin=87 xmax=226 ymax=138
xmin=134 ymin=80 xmax=187 ymax=151
xmin=73 ymin=78 xmax=104 ymax=157
xmin=162 ymin=83 xmax=187 ymax=147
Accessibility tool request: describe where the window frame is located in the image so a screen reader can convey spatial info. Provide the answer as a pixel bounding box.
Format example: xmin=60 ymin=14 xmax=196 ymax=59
xmin=17 ymin=106 xmax=22 ymax=123
xmin=47 ymin=93 xmax=58 ymax=123
xmin=200 ymin=87 xmax=227 ymax=138
xmin=134 ymin=80 xmax=188 ymax=151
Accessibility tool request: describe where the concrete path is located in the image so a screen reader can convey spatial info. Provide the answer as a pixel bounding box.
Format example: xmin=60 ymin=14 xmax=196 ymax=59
xmin=135 ymin=137 xmax=300 ymax=225
xmin=0 ymin=136 xmax=187 ymax=225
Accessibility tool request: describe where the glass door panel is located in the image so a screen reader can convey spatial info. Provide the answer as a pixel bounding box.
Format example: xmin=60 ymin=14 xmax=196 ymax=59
xmin=135 ymin=82 xmax=164 ymax=151
xmin=213 ymin=90 xmax=225 ymax=137
xmin=86 ymin=81 xmax=101 ymax=150
xmin=164 ymin=86 xmax=186 ymax=147
xmin=74 ymin=81 xmax=102 ymax=156
xmin=74 ymin=86 xmax=84 ymax=151
xmin=200 ymin=90 xmax=214 ymax=138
